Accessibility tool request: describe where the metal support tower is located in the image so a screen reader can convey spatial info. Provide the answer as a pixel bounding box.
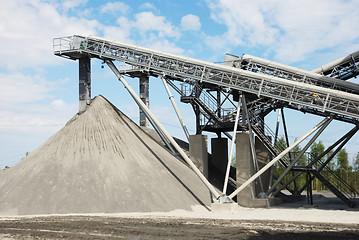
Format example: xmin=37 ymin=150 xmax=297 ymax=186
xmin=79 ymin=57 xmax=91 ymax=114
xmin=139 ymin=75 xmax=149 ymax=127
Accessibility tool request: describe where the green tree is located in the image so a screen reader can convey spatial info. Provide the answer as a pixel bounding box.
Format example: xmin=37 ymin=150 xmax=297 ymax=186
xmin=291 ymin=143 xmax=307 ymax=188
xmin=325 ymin=149 xmax=336 ymax=170
xmin=354 ymin=152 xmax=359 ymax=172
xmin=272 ymin=137 xmax=286 ymax=186
xmin=310 ymin=141 xmax=325 ymax=159
xmin=336 ymin=148 xmax=349 ymax=183
xmin=354 ymin=152 xmax=359 ymax=191
xmin=275 ymin=137 xmax=287 ymax=152
xmin=310 ymin=141 xmax=325 ymax=190
xmin=291 ymin=143 xmax=308 ymax=166
xmin=337 ymin=148 xmax=349 ymax=171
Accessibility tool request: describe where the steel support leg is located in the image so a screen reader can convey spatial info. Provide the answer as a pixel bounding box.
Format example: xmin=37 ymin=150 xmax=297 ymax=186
xmin=161 ymin=77 xmax=190 ymax=141
xmin=276 ymin=126 xmax=359 ymax=195
xmin=274 ymin=108 xmax=281 ymax=145
xmin=223 ymin=92 xmax=241 ymax=195
xmin=139 ymin=75 xmax=149 ymax=127
xmin=242 ymin=95 xmax=264 ymax=194
xmin=266 ymin=117 xmax=332 ymax=196
xmin=106 ymin=60 xmax=220 ymax=200
xmin=228 ymin=116 xmax=331 ymax=200
xmin=281 ymin=109 xmax=297 ymax=191
xmin=79 ymin=57 xmax=91 ymax=114
xmin=306 ymin=171 xmax=313 ymax=205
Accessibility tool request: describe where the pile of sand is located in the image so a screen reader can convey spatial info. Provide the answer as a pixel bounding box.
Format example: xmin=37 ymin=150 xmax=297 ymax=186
xmin=0 ymin=96 xmax=211 ymax=215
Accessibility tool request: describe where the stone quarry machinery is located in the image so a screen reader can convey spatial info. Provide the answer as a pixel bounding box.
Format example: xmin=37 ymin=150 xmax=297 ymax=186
xmin=54 ymin=35 xmax=358 ymax=208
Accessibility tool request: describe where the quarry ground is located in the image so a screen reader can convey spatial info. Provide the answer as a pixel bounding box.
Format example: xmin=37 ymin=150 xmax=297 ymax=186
xmin=0 ymin=215 xmax=358 ymax=240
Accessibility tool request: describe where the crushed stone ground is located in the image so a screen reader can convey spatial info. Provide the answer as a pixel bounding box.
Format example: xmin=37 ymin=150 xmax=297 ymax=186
xmin=0 ymin=216 xmax=358 ymax=240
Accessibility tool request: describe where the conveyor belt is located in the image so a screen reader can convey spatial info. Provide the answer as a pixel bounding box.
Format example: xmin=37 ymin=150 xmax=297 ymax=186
xmin=312 ymin=50 xmax=359 ymax=80
xmin=225 ymin=53 xmax=359 ymax=94
xmin=53 ymin=35 xmax=359 ymax=123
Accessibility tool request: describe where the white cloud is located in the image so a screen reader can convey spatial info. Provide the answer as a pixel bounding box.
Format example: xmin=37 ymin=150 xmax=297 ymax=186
xmin=207 ymin=0 xmax=278 ymax=46
xmin=0 ymin=71 xmax=76 ymax=123
xmin=206 ymin=0 xmax=359 ymax=64
xmin=181 ymin=14 xmax=201 ymax=31
xmin=62 ymin=0 xmax=88 ymax=11
xmin=103 ymin=16 xmax=133 ymax=44
xmin=139 ymin=2 xmax=157 ymax=11
xmin=0 ymin=0 xmax=189 ymax=168
xmin=142 ymin=37 xmax=184 ymax=55
xmin=0 ymin=73 xmax=54 ymax=107
xmin=100 ymin=1 xmax=130 ymax=15
xmin=133 ymin=12 xmax=181 ymax=39
xmin=103 ymin=13 xmax=182 ymax=52
xmin=0 ymin=0 xmax=101 ymax=70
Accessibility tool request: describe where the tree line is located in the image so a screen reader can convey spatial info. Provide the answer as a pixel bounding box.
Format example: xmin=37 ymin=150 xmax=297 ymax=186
xmin=273 ymin=138 xmax=359 ymax=192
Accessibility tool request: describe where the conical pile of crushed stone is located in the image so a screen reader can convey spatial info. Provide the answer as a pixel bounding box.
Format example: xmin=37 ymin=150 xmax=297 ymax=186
xmin=0 ymin=95 xmax=211 ymax=215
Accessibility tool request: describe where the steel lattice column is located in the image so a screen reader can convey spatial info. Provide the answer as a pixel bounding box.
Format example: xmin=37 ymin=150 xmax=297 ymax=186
xmin=79 ymin=57 xmax=91 ymax=114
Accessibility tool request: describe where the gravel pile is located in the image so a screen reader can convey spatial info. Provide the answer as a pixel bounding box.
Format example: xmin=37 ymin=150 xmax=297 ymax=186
xmin=0 ymin=95 xmax=211 ymax=215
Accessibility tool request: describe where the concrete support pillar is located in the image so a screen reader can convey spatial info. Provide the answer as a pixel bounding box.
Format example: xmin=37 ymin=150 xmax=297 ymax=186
xmin=139 ymin=75 xmax=149 ymax=127
xmin=236 ymin=132 xmax=256 ymax=205
xmin=189 ymin=135 xmax=208 ymax=178
xmin=79 ymin=57 xmax=91 ymax=114
xmin=236 ymin=133 xmax=280 ymax=207
xmin=211 ymin=138 xmax=228 ymax=174
xmin=255 ymin=136 xmax=272 ymax=195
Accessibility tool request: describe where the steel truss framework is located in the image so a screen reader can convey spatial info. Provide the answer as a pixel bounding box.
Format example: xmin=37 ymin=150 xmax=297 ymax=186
xmin=54 ymin=35 xmax=359 ymax=207
xmin=54 ymin=36 xmax=359 ymax=123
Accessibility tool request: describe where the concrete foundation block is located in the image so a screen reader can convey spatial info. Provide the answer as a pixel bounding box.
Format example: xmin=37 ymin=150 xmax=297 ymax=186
xmin=211 ymin=203 xmax=240 ymax=212
xmin=189 ymin=134 xmax=208 ymax=178
xmin=236 ymin=132 xmax=255 ymax=203
xmin=255 ymin=136 xmax=272 ymax=195
xmin=237 ymin=197 xmax=282 ymax=208
xmin=236 ymin=132 xmax=281 ymax=208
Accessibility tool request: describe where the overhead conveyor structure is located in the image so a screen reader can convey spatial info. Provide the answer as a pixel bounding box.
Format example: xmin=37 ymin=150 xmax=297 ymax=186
xmin=54 ymin=35 xmax=358 ymax=208
xmin=313 ymin=50 xmax=359 ymax=80
xmin=224 ymin=53 xmax=359 ymax=124
xmin=54 ymin=36 xmax=359 ymax=123
xmin=226 ymin=53 xmax=359 ymax=94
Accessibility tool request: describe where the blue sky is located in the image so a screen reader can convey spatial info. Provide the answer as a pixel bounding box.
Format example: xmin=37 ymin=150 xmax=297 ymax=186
xmin=1 ymin=0 xmax=359 ymax=168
